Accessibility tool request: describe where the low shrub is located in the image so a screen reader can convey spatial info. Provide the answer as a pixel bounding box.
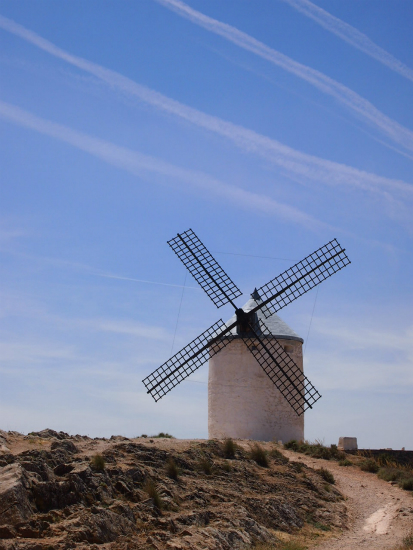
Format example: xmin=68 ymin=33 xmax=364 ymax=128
xmin=151 ymin=432 xmax=174 ymax=439
xmin=400 ymin=478 xmax=413 ymax=491
xmin=284 ymin=440 xmax=344 ymax=461
xmin=284 ymin=439 xmax=299 ymax=451
xmin=223 ymin=438 xmax=236 ymax=459
xmin=339 ymin=459 xmax=352 ymax=467
xmin=222 ymin=461 xmax=232 ymax=472
xmin=270 ymin=448 xmax=289 ymax=464
xmin=318 ymin=467 xmax=335 ymax=484
xmin=312 ymin=521 xmax=331 ymax=531
xmin=290 ymin=461 xmax=304 ymax=473
xmin=90 ymin=453 xmax=105 ymax=471
xmin=143 ymin=478 xmax=162 ymax=509
xmin=199 ymin=457 xmax=212 ymax=475
xmin=250 ymin=444 xmax=269 ymax=467
xmin=360 ymin=459 xmax=379 ymax=473
xmin=166 ymin=457 xmax=179 ymax=480
xmin=378 ymin=467 xmax=404 ymax=482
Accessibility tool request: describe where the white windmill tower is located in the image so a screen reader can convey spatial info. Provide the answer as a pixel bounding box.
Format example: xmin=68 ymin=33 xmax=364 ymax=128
xmin=143 ymin=230 xmax=350 ymax=439
xmin=208 ymin=289 xmax=304 ymax=442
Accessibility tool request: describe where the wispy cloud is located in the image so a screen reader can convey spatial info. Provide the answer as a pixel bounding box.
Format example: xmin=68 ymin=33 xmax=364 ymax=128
xmin=154 ymin=0 xmax=413 ymax=156
xmin=280 ymin=0 xmax=413 ymax=83
xmin=305 ymin=316 xmax=413 ymax=391
xmin=0 ymin=14 xmax=412 ymax=202
xmin=0 ymin=100 xmax=323 ymax=229
xmin=88 ymin=319 xmax=170 ymax=341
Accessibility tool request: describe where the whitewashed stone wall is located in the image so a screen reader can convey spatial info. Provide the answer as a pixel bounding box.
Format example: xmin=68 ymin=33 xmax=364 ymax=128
xmin=208 ymin=338 xmax=304 ymax=442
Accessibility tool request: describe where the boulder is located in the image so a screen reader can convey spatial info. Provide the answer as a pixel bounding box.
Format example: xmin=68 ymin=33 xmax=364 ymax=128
xmin=28 ymin=429 xmax=69 ymax=440
xmin=0 ymin=464 xmax=33 ymax=525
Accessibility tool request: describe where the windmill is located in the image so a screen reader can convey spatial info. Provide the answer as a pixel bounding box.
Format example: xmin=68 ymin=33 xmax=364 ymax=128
xmin=142 ymin=229 xmax=350 ymax=440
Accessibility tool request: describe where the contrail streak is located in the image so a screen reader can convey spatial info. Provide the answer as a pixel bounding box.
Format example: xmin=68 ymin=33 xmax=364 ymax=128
xmin=154 ymin=0 xmax=413 ymax=155
xmin=0 ymin=14 xmax=412 ymax=199
xmin=0 ymin=100 xmax=324 ymax=230
xmin=280 ymin=0 xmax=413 ymax=83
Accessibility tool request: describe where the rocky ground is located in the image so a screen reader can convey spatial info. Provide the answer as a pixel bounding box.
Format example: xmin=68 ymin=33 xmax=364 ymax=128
xmin=0 ymin=429 xmax=348 ymax=549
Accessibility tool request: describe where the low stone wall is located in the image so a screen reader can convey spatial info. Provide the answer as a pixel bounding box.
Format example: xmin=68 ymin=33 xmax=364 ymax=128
xmin=346 ymin=449 xmax=413 ymax=467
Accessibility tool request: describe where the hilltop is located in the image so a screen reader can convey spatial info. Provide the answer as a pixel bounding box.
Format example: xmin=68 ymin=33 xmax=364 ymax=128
xmin=0 ymin=429 xmax=348 ymax=549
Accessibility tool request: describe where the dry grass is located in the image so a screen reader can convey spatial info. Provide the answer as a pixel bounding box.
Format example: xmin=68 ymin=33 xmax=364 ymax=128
xmin=90 ymin=453 xmax=105 ymax=471
xmin=284 ymin=440 xmax=344 ymax=461
xmin=223 ymin=437 xmax=237 ymax=459
xmin=198 ymin=457 xmax=213 ymax=475
xmin=143 ymin=478 xmax=162 ymax=509
xmin=166 ymin=457 xmax=179 ymax=480
xmin=270 ymin=447 xmax=289 ymax=464
xmin=250 ymin=443 xmax=269 ymax=467
xmin=360 ymin=459 xmax=380 ymax=473
xmin=317 ymin=467 xmax=335 ymax=484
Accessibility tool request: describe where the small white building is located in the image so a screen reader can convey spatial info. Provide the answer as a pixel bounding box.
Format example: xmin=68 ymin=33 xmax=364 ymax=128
xmin=208 ymin=290 xmax=304 ymax=442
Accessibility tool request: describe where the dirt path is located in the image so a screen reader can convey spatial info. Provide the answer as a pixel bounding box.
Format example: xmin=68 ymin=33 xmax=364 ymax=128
xmin=284 ymin=450 xmax=413 ymax=550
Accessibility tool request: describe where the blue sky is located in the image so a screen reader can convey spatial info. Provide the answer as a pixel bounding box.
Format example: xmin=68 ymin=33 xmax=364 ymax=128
xmin=0 ymin=0 xmax=412 ymax=448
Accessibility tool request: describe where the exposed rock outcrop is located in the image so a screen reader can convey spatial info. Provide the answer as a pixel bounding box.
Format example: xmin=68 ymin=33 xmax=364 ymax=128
xmin=0 ymin=430 xmax=348 ymax=549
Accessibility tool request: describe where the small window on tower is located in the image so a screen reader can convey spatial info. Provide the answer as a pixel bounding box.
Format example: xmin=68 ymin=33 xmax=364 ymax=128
xmin=284 ymin=344 xmax=294 ymax=354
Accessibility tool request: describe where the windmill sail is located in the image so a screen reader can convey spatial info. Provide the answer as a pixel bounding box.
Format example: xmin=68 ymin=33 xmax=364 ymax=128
xmin=243 ymin=317 xmax=321 ymax=416
xmin=254 ymin=239 xmax=350 ymax=318
xmin=143 ymin=320 xmax=230 ymax=401
xmin=168 ymin=229 xmax=242 ymax=308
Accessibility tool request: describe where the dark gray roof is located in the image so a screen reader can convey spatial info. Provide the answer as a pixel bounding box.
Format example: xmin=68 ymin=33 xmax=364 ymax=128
xmin=225 ymin=289 xmax=304 ymax=343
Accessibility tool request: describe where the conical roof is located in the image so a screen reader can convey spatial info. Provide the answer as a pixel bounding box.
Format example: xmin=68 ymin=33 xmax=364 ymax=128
xmin=224 ymin=289 xmax=303 ymax=343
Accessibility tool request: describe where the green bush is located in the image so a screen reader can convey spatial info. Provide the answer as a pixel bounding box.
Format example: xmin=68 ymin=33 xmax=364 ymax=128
xmin=199 ymin=457 xmax=212 ymax=475
xmin=400 ymin=478 xmax=413 ymax=491
xmin=151 ymin=432 xmax=175 ymax=439
xmin=312 ymin=521 xmax=331 ymax=531
xmin=318 ymin=467 xmax=335 ymax=484
xmin=223 ymin=438 xmax=236 ymax=459
xmin=360 ymin=459 xmax=379 ymax=473
xmin=378 ymin=467 xmax=404 ymax=482
xmin=143 ymin=478 xmax=162 ymax=509
xmin=284 ymin=440 xmax=344 ymax=461
xmin=90 ymin=454 xmax=105 ymax=471
xmin=284 ymin=439 xmax=299 ymax=451
xmin=339 ymin=459 xmax=352 ymax=466
xmin=250 ymin=444 xmax=269 ymax=467
xmin=166 ymin=457 xmax=179 ymax=480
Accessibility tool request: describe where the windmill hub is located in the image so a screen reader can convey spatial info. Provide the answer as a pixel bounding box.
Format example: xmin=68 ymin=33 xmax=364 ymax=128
xmin=235 ymin=308 xmax=253 ymax=335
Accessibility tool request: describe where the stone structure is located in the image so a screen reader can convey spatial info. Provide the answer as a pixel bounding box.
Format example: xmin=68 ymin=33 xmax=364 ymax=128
xmin=338 ymin=437 xmax=358 ymax=451
xmin=208 ymin=290 xmax=304 ymax=442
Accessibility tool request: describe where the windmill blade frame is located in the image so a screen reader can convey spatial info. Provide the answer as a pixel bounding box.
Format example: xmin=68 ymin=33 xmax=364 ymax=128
xmin=242 ymin=317 xmax=321 ymax=415
xmin=253 ymin=239 xmax=350 ymax=319
xmin=168 ymin=229 xmax=242 ymax=309
xmin=142 ymin=319 xmax=233 ymax=401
